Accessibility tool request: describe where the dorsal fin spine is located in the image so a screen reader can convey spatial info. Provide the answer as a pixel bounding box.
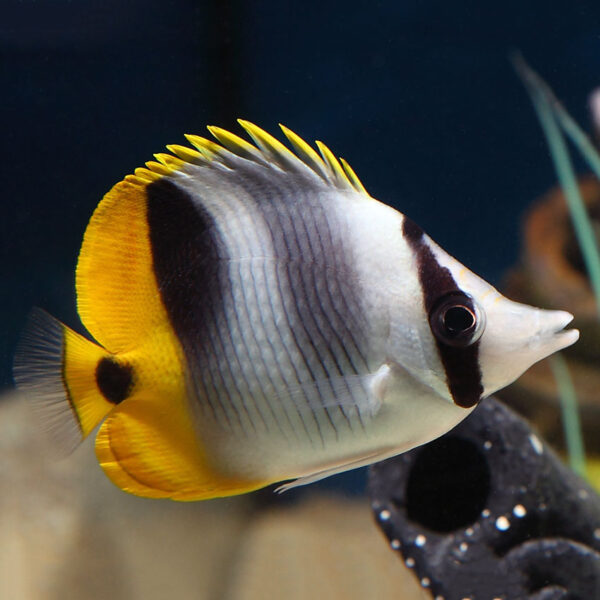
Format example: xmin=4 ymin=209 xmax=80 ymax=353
xmin=124 ymin=122 xmax=368 ymax=196
xmin=184 ymin=134 xmax=220 ymax=159
xmin=205 ymin=126 xmax=263 ymax=161
xmin=144 ymin=161 xmax=172 ymax=176
xmin=279 ymin=124 xmax=330 ymax=181
xmin=154 ymin=153 xmax=185 ymax=171
xmin=315 ymin=140 xmax=350 ymax=188
xmin=131 ymin=169 xmax=160 ymax=183
xmin=340 ymin=157 xmax=368 ymax=195
xmin=238 ymin=119 xmax=300 ymax=168
xmin=166 ymin=144 xmax=204 ymax=164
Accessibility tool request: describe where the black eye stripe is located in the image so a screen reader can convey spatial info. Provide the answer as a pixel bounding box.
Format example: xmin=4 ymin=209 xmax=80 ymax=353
xmin=430 ymin=294 xmax=483 ymax=347
xmin=401 ymin=217 xmax=483 ymax=409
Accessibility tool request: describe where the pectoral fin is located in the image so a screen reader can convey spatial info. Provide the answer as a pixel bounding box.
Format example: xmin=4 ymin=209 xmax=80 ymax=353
xmin=273 ymin=364 xmax=392 ymax=421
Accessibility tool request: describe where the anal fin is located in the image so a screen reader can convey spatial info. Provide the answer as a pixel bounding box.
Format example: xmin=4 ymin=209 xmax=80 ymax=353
xmin=275 ymin=446 xmax=396 ymax=493
xmin=95 ymin=393 xmax=270 ymax=500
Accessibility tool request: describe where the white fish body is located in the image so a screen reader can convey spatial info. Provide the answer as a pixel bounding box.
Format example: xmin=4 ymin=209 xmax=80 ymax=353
xmin=161 ymin=133 xmax=576 ymax=490
xmin=13 ymin=122 xmax=579 ymax=499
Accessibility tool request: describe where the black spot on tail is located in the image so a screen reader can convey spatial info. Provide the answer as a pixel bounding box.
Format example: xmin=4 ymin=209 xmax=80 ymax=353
xmin=96 ymin=357 xmax=133 ymax=404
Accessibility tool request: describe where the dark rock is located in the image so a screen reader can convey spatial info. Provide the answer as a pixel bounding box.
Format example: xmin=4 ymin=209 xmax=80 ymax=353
xmin=368 ymin=398 xmax=600 ymax=600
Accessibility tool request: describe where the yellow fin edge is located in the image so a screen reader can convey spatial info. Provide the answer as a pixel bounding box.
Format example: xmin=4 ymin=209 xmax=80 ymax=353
xmin=122 ymin=122 xmax=369 ymax=195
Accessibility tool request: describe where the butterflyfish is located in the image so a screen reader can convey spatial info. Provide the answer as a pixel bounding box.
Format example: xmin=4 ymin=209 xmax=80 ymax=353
xmin=13 ymin=121 xmax=579 ymax=500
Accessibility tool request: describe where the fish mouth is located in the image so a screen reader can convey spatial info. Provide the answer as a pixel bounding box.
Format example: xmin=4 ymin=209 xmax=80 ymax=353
xmin=537 ymin=310 xmax=579 ymax=353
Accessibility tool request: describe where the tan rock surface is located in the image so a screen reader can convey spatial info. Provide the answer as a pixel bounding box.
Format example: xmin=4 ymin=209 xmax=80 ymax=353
xmin=0 ymin=390 xmax=426 ymax=600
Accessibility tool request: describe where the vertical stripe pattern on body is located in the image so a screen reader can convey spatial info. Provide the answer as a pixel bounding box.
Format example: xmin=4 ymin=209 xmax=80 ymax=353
xmin=146 ymin=163 xmax=370 ymax=446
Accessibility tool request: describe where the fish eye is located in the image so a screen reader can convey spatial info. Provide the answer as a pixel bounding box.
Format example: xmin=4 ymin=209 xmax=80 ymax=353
xmin=429 ymin=292 xmax=485 ymax=347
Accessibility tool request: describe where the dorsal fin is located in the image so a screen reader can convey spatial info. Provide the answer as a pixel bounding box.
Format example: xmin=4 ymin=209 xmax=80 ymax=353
xmin=130 ymin=121 xmax=369 ymax=196
xmin=76 ymin=178 xmax=171 ymax=353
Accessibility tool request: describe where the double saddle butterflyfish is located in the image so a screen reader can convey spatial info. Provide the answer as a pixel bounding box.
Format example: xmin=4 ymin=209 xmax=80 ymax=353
xmin=13 ymin=121 xmax=579 ymax=500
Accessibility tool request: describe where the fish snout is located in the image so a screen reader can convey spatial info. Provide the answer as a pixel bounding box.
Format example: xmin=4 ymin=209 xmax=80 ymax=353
xmin=478 ymin=301 xmax=579 ymax=396
xmin=530 ymin=309 xmax=579 ymax=354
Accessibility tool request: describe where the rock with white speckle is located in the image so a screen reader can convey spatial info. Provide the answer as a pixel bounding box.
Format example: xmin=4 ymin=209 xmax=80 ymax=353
xmin=368 ymin=398 xmax=600 ymax=600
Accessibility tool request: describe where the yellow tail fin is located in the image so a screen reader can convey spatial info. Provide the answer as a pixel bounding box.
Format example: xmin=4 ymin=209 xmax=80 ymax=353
xmin=14 ymin=311 xmax=268 ymax=499
xmin=13 ymin=308 xmax=119 ymax=452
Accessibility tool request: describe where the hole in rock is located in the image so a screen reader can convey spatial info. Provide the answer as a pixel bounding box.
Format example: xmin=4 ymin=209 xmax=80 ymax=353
xmin=405 ymin=436 xmax=491 ymax=533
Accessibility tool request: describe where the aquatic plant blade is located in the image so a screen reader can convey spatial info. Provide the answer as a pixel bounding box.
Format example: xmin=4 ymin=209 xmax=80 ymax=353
xmin=549 ymin=353 xmax=587 ymax=477
xmin=513 ymin=55 xmax=600 ymax=317
xmin=513 ymin=54 xmax=600 ymax=182
xmin=513 ymin=54 xmax=589 ymax=478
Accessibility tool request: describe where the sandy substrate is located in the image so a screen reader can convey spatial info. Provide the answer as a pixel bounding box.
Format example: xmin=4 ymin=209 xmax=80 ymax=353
xmin=0 ymin=390 xmax=427 ymax=600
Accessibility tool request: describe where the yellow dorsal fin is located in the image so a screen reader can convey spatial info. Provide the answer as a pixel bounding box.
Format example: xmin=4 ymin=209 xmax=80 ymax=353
xmin=125 ymin=122 xmax=370 ymax=196
xmin=340 ymin=157 xmax=368 ymax=195
xmin=76 ymin=179 xmax=167 ymax=353
xmin=153 ymin=152 xmax=186 ymax=172
xmin=165 ymin=144 xmax=204 ymax=164
xmin=184 ymin=134 xmax=221 ymax=160
xmin=237 ymin=119 xmax=300 ymax=167
xmin=206 ymin=126 xmax=265 ymax=163
xmin=128 ymin=169 xmax=161 ymax=183
xmin=315 ymin=140 xmax=351 ymax=188
xmin=279 ymin=124 xmax=330 ymax=180
xmin=79 ymin=121 xmax=370 ymax=353
xmin=144 ymin=160 xmax=172 ymax=177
